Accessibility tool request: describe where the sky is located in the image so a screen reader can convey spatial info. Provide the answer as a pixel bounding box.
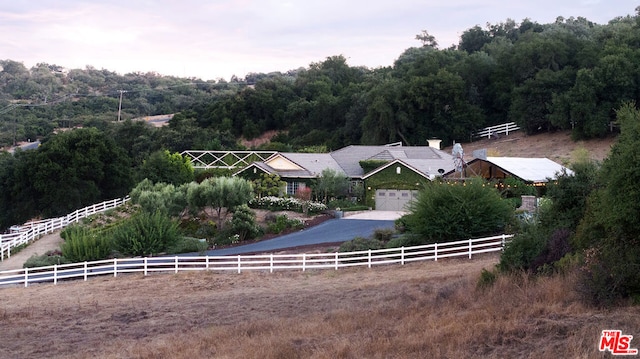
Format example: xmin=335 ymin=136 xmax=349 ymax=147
xmin=0 ymin=0 xmax=637 ymax=81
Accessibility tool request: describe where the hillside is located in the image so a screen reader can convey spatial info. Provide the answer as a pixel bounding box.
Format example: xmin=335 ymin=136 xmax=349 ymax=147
xmin=444 ymin=130 xmax=617 ymax=165
xmin=1 ymin=255 xmax=638 ymax=358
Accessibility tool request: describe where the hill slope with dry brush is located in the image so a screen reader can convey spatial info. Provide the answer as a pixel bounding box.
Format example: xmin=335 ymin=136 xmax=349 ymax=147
xmin=1 ymin=254 xmax=638 ymax=358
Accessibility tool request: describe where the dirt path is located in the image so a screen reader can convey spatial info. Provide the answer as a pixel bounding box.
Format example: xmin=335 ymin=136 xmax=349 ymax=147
xmin=0 ymin=231 xmax=63 ymax=271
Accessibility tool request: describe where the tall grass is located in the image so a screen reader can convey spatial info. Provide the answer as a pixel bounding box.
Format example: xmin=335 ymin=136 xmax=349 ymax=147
xmin=60 ymin=265 xmax=639 ymax=359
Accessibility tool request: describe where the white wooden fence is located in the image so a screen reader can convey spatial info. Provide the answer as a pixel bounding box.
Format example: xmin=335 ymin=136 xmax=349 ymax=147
xmin=0 ymin=197 xmax=130 ymax=261
xmin=472 ymin=122 xmax=520 ymax=140
xmin=0 ymin=234 xmax=512 ymax=288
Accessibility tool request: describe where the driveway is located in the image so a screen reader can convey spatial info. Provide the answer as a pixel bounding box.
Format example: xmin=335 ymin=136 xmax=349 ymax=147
xmin=202 ymin=211 xmax=404 ymax=256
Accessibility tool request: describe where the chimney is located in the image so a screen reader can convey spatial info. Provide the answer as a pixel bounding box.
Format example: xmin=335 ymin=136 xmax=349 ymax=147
xmin=427 ymin=139 xmax=442 ymax=149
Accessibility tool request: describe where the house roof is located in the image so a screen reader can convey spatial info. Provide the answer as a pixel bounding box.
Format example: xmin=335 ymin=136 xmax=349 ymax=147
xmin=331 ymin=145 xmax=454 ymax=178
xmin=236 ymin=144 xmax=456 ymax=180
xmin=363 ymin=158 xmax=456 ymax=180
xmin=444 ymin=157 xmax=572 ymax=183
xmin=484 ymin=157 xmax=572 ymax=182
xmin=278 ymin=153 xmax=343 ymax=176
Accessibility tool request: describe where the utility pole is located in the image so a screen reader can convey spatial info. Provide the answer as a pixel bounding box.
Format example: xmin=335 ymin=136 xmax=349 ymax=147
xmin=117 ymin=90 xmax=127 ymax=121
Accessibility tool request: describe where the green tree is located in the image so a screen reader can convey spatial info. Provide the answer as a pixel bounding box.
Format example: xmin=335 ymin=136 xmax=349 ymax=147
xmin=415 ymin=30 xmax=439 ymax=49
xmin=187 ymin=176 xmax=254 ymax=228
xmin=315 ymin=168 xmax=349 ymax=203
xmin=31 ymin=128 xmax=133 ymax=217
xmin=574 ymin=103 xmax=640 ymax=304
xmin=138 ymin=150 xmax=194 ymax=185
xmin=400 ymin=178 xmax=514 ymax=244
xmin=252 ymin=173 xmax=285 ymax=198
xmin=129 ymin=179 xmax=188 ymax=217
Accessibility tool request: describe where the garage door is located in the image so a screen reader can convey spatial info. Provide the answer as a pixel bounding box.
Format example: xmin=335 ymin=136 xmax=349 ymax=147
xmin=375 ymin=189 xmax=418 ymax=211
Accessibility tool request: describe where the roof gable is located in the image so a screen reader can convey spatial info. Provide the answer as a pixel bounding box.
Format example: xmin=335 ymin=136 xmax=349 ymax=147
xmin=331 ymin=145 xmax=454 ymax=178
xmin=362 ymin=159 xmax=430 ymax=180
xmin=265 ymin=154 xmax=304 ymax=171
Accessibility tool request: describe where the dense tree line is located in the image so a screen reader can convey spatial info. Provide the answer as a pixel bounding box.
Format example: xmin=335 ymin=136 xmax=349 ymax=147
xmin=187 ymin=12 xmax=640 ymax=148
xmin=3 ymin=10 xmax=640 ymax=151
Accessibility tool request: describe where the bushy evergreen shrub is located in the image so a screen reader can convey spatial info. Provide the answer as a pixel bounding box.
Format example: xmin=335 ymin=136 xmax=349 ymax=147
xmin=338 ymin=237 xmax=384 ymax=252
xmin=497 ymin=223 xmax=547 ymax=273
xmin=165 ymin=237 xmax=209 ymax=255
xmin=229 ymin=205 xmax=263 ymax=241
xmin=23 ymin=250 xmax=71 ymax=268
xmin=402 ymin=178 xmax=514 ymax=244
xmin=112 ymin=211 xmax=180 ymax=256
xmin=267 ymin=214 xmax=304 ymax=234
xmin=61 ymin=226 xmax=113 ymax=262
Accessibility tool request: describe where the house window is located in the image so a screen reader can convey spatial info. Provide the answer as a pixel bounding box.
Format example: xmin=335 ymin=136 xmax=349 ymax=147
xmin=396 ymin=166 xmax=401 ymax=174
xmin=286 ymin=182 xmax=304 ymax=195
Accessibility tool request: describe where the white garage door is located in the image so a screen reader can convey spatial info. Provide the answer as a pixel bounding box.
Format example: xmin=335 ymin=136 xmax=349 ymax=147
xmin=375 ymin=189 xmax=418 ymax=211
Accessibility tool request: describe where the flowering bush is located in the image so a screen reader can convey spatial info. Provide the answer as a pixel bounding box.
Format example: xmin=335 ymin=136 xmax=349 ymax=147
xmin=249 ymin=196 xmax=327 ymax=213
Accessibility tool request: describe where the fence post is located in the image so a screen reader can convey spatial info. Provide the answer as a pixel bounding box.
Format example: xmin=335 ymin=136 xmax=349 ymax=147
xmin=270 ymin=254 xmax=273 ymax=273
xmin=501 ymin=234 xmax=506 ymax=251
xmin=144 ymin=258 xmax=148 ymax=276
xmin=401 ymin=247 xmax=405 ymax=265
xmin=175 ymin=256 xmax=179 ymax=274
xmin=434 ymin=243 xmax=438 ymax=262
xmin=54 ymin=264 xmax=58 ymax=285
xmin=469 ymin=239 xmax=472 ymax=259
xmin=84 ymin=262 xmax=88 ymax=281
xmin=237 ymin=255 xmax=241 ymax=274
xmin=302 ymin=253 xmax=306 ymax=272
xmin=24 ymin=268 xmax=28 ymax=288
xmin=206 ymin=256 xmax=210 ymax=270
xmin=368 ymin=249 xmax=371 ymax=268
xmin=114 ymin=258 xmax=118 ymax=277
xmin=335 ymin=252 xmax=338 ymax=270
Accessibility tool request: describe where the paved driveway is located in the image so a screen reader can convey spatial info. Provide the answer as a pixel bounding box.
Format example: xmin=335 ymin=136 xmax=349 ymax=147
xmin=202 ymin=211 xmax=404 ymax=256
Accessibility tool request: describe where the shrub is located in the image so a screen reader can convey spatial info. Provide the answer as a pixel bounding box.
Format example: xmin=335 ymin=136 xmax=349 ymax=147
xmin=373 ymin=228 xmax=394 ymax=242
xmin=112 ymin=211 xmax=181 ymax=256
xmin=497 ymin=223 xmax=547 ymax=273
xmin=327 ymin=198 xmax=357 ymax=210
xmin=267 ymin=214 xmax=304 ymax=234
xmin=338 ymin=237 xmax=385 ymax=252
xmin=385 ymin=235 xmax=422 ymax=248
xmin=229 ymin=205 xmax=263 ymax=241
xmin=195 ymin=220 xmax=217 ymax=241
xmin=165 ymin=237 xmax=209 ymax=255
xmin=249 ymin=196 xmax=327 ymax=213
xmin=61 ymin=226 xmax=113 ymax=262
xmin=23 ymin=250 xmax=71 ymax=268
xmin=530 ymin=228 xmax=572 ymax=274
xmin=402 ymin=178 xmax=514 ymax=244
xmin=477 ymin=268 xmax=497 ymax=290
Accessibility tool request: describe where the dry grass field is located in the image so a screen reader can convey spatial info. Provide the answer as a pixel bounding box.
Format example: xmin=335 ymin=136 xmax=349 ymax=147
xmin=1 ymin=254 xmax=639 ymax=358
xmin=446 ymin=130 xmax=617 ymax=164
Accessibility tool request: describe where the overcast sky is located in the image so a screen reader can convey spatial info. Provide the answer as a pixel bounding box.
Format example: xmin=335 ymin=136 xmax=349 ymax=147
xmin=0 ymin=1 xmax=636 ymax=81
